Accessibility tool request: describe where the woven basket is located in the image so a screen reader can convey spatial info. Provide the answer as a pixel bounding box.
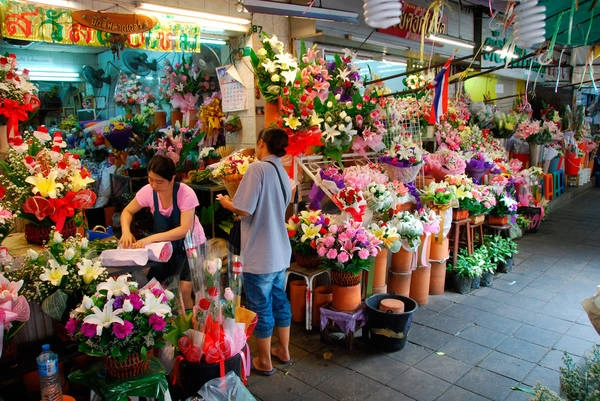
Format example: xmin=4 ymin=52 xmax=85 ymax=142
xmin=222 ymin=174 xmax=243 ymax=197
xmin=294 ymin=251 xmax=322 ymax=268
xmin=469 ymin=214 xmax=485 ymax=225
xmin=331 ymin=270 xmax=362 ymax=287
xmin=104 ymin=353 xmax=149 ymax=379
xmin=382 ymin=163 xmax=422 ymax=183
xmin=25 ymin=219 xmax=77 ymax=245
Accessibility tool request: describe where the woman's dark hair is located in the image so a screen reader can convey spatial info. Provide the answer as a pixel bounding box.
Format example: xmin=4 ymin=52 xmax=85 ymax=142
xmin=147 ymin=155 xmax=176 ymax=180
xmin=258 ymin=127 xmax=288 ymax=157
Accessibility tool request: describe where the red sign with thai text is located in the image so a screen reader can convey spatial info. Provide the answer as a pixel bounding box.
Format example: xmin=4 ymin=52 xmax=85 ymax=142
xmin=378 ymin=2 xmax=448 ymax=42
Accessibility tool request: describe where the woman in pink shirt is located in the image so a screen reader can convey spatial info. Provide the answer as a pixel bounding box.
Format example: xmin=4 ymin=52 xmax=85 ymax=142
xmin=119 ymin=155 xmax=206 ymax=308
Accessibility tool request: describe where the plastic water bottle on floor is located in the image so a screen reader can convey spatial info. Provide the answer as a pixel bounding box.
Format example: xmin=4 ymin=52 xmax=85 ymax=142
xmin=37 ymin=344 xmax=62 ymax=401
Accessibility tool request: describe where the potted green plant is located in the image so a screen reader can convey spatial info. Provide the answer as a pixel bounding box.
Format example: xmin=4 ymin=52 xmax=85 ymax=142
xmin=447 ymin=248 xmax=482 ymax=294
xmin=473 ymin=244 xmax=496 ymax=287
xmin=484 ymin=235 xmax=518 ymax=273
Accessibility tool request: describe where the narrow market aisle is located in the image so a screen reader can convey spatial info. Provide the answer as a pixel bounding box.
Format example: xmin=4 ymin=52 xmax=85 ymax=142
xmin=245 ymin=184 xmax=600 ymax=401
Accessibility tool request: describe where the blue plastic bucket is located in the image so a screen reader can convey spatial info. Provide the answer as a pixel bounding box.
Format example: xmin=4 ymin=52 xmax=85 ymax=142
xmin=548 ymin=157 xmax=560 ymax=173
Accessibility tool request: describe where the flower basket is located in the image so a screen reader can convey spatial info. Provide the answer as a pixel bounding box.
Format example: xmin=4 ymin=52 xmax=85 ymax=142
xmin=465 ymin=166 xmax=491 ymax=184
xmin=469 ymin=214 xmax=485 ymax=225
xmin=487 ymin=215 xmax=508 ymax=225
xmin=452 ymin=209 xmax=469 ymax=221
xmin=25 ymin=219 xmax=77 ymax=245
xmin=222 ymin=174 xmax=243 ymax=198
xmin=382 ymin=162 xmax=422 ymax=183
xmin=330 ymin=270 xmax=362 ymax=287
xmin=103 ymin=353 xmax=149 ymax=379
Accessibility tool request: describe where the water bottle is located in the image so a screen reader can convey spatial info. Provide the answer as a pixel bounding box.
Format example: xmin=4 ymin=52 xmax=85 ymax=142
xmin=37 ymin=344 xmax=62 ymax=401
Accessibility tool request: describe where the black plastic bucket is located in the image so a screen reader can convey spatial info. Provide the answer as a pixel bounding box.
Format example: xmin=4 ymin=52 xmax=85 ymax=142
xmin=364 ymin=294 xmax=418 ymax=352
xmin=175 ymin=352 xmax=243 ymax=398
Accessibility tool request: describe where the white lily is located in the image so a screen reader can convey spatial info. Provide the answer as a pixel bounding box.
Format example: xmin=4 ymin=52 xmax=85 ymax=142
xmin=97 ymin=274 xmax=132 ymax=299
xmin=139 ymin=289 xmax=171 ymax=317
xmin=83 ymin=298 xmax=124 ymax=336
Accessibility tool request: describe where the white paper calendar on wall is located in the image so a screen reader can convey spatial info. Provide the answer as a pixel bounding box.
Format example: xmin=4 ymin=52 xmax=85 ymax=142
xmin=216 ymin=64 xmax=248 ymax=112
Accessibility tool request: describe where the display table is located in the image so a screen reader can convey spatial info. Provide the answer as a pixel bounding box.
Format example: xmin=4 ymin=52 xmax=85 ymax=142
xmin=68 ymin=357 xmax=172 ymax=401
xmin=285 ymin=263 xmax=331 ymax=331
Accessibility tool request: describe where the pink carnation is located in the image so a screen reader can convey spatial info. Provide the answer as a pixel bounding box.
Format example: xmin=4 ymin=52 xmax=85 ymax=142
xmin=149 ymin=314 xmax=166 ymax=331
xmin=112 ymin=320 xmax=134 ymax=339
xmin=81 ymin=322 xmax=97 ymax=338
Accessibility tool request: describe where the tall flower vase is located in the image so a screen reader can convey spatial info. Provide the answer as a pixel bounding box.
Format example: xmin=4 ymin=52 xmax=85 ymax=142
xmin=330 ymin=270 xmax=362 ymax=312
xmin=529 ymin=143 xmax=544 ymax=167
xmin=409 ymin=264 xmax=431 ymax=305
xmin=372 ymin=249 xmax=389 ymax=294
xmin=264 ymin=100 xmax=280 ymax=127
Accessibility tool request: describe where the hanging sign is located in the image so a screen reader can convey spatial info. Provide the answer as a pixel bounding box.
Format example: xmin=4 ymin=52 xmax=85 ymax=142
xmin=378 ymin=2 xmax=448 ymax=42
xmin=71 ymin=11 xmax=157 ymax=34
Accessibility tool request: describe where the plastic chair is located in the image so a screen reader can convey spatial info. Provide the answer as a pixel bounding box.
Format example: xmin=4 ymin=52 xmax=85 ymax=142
xmin=552 ymin=169 xmax=565 ymax=198
xmin=543 ymin=173 xmax=553 ymax=200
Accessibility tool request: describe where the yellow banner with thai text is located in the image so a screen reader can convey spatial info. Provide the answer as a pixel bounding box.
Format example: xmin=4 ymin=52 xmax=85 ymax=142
xmin=1 ymin=1 xmax=204 ymax=52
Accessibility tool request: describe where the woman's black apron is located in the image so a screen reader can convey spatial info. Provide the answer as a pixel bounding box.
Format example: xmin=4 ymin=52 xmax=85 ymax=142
xmin=146 ymin=182 xmax=188 ymax=283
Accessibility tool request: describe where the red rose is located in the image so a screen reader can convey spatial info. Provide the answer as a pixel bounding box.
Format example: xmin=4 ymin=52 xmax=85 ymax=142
xmin=207 ymin=286 xmax=218 ymax=298
xmin=198 ymin=297 xmax=211 ymax=311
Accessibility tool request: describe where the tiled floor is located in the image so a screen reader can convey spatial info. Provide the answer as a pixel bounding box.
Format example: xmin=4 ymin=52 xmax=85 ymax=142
xmin=245 ymin=182 xmax=600 ymax=401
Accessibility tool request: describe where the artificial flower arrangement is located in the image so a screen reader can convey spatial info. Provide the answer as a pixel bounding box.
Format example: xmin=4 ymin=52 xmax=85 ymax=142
xmin=388 ymin=210 xmax=424 ymax=251
xmin=0 ymin=52 xmax=39 ymax=130
xmin=250 ymin=32 xmax=298 ymax=103
xmin=114 ymin=73 xmax=157 ymax=114
xmin=66 ymin=274 xmax=174 ymax=361
xmin=286 ymin=209 xmax=331 ymax=257
xmin=2 ymin=229 xmax=110 ymax=322
xmin=0 ymin=127 xmax=97 ymax=233
xmin=0 ymin=272 xmax=30 ymax=357
xmin=314 ymin=218 xmax=382 ymax=276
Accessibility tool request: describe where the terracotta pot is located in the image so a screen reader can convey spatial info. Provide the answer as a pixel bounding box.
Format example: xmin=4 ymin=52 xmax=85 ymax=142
xmin=312 ymin=285 xmax=333 ymax=328
xmin=264 ymin=100 xmax=280 ymax=127
xmin=429 ymin=259 xmax=447 ymax=295
xmin=487 ymin=215 xmax=508 ymax=225
xmin=289 ymin=280 xmax=307 ymax=323
xmin=154 ymin=110 xmax=167 ymax=129
xmin=409 ymin=264 xmax=431 ymax=305
xmin=390 ymin=248 xmax=415 ymax=273
xmin=452 ymin=209 xmax=469 ymax=221
xmin=372 ymin=249 xmax=389 ymax=289
xmin=331 ymin=283 xmax=361 ymax=312
xmin=429 ymin=237 xmax=449 ymax=261
xmin=379 ymin=298 xmax=404 ymax=313
xmin=387 ymin=270 xmax=411 ymax=297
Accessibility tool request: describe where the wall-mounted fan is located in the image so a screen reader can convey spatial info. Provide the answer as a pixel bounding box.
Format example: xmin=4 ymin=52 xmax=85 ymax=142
xmin=81 ymin=65 xmax=111 ymax=88
xmin=122 ymin=51 xmax=157 ymax=76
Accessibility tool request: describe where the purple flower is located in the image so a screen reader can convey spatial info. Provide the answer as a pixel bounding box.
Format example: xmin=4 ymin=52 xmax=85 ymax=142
xmin=149 ymin=314 xmax=166 ymax=331
xmin=112 ymin=320 xmax=134 ymax=339
xmin=112 ymin=296 xmax=124 ymax=309
xmin=81 ymin=323 xmax=97 ymax=338
xmin=65 ymin=318 xmax=78 ymax=335
xmin=127 ymin=293 xmax=144 ymax=309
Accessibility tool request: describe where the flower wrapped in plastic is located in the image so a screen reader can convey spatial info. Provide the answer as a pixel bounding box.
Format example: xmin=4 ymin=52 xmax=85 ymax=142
xmin=464 ymin=150 xmax=495 ymax=184
xmin=378 ymin=141 xmax=424 ymax=183
xmin=419 ymin=180 xmax=456 ymax=207
xmin=308 ymin=166 xmax=344 ymax=210
xmin=426 ymin=149 xmax=466 ymax=181
xmin=389 ymin=210 xmax=424 ymax=251
xmin=364 ymin=182 xmax=394 ymax=221
xmin=368 ymin=221 xmax=401 ymax=253
xmin=332 ymin=186 xmax=368 ymax=223
xmin=0 ymin=272 xmax=30 ymax=357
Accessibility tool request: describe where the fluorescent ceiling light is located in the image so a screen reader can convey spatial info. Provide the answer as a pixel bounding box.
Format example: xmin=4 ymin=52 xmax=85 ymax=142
xmin=428 ymin=34 xmax=474 ymax=49
xmin=242 ymin=0 xmax=359 ymax=23
xmin=351 ymin=36 xmax=409 ymax=52
xmin=138 ymin=3 xmax=250 ymax=32
xmin=29 ymin=71 xmax=82 ymax=81
xmin=199 ymin=37 xmax=227 ymax=45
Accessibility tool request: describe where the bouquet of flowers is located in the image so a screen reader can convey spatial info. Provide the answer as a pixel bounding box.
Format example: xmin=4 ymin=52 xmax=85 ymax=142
xmin=489 ymin=185 xmax=518 ymax=217
xmin=459 ymin=184 xmax=497 ymax=215
xmin=0 ymin=190 xmax=14 ymax=242
xmin=415 ymin=207 xmax=441 ymax=235
xmin=0 ymin=127 xmax=96 ymax=234
xmin=151 ymin=126 xmax=184 ymax=165
xmin=389 ymin=210 xmax=424 ymax=251
xmin=250 ymin=33 xmax=298 ymax=103
xmin=308 ymin=165 xmax=345 ymax=210
xmin=66 ymin=275 xmax=173 ymax=361
xmin=492 ymin=112 xmax=520 ymax=138
xmin=419 ymin=181 xmax=456 ymax=206
xmin=464 ymin=150 xmax=495 ymax=183
xmin=426 ymin=149 xmax=467 ymax=181
xmin=315 ymin=219 xmax=382 ymax=276
xmin=515 ymin=119 xmax=545 ymax=144
xmin=211 ymin=150 xmax=255 ymax=197
xmin=0 ymin=272 xmax=30 ymax=357
xmin=379 ymin=141 xmax=424 ymax=183
xmin=103 ymin=121 xmax=133 ymax=151
xmin=364 ymin=182 xmax=394 ymax=221
xmin=2 ymin=229 xmax=109 ymax=322
xmin=0 ymin=53 xmax=39 ymax=139
xmin=114 ymin=73 xmax=157 ymax=114
xmin=332 ymin=186 xmax=368 ymax=222
xmin=286 ymin=210 xmax=331 ymax=257
xmin=368 ymin=221 xmax=401 ymax=252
